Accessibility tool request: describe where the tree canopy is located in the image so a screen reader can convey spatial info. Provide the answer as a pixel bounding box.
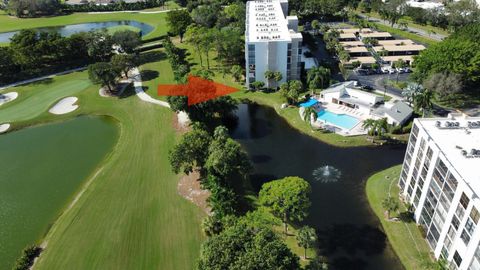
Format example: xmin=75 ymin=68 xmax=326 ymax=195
xmin=166 ymin=9 xmax=192 ymax=42
xmin=413 ymin=23 xmax=480 ymax=86
xmin=259 ymin=176 xmax=311 ymax=234
xmin=168 ymin=125 xmax=212 ymax=175
xmin=112 ymin=30 xmax=142 ymax=53
xmin=197 ymin=222 xmax=300 ymax=270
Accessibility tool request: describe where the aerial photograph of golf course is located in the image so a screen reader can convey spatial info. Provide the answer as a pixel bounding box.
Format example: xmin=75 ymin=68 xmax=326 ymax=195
xmin=1 ymin=0 xmax=479 ymax=269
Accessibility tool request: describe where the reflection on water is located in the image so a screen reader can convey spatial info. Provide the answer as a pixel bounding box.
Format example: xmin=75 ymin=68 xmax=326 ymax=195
xmin=313 ymin=165 xmax=341 ymax=183
xmin=230 ymin=103 xmax=406 ymax=270
xmin=0 ymin=20 xmax=154 ymax=43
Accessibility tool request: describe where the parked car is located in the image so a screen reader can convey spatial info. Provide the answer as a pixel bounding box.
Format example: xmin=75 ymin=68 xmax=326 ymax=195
xmin=396 ymin=67 xmax=406 ymax=73
xmin=388 ymin=67 xmax=396 ymax=74
xmin=381 ymin=66 xmax=390 ymax=74
xmin=361 ymin=85 xmax=374 ymax=92
xmin=404 ymin=67 xmax=412 ymax=73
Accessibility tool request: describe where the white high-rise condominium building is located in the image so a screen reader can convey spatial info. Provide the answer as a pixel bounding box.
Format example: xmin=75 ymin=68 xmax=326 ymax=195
xmin=399 ymin=113 xmax=480 ymax=269
xmin=245 ymin=0 xmax=303 ymax=88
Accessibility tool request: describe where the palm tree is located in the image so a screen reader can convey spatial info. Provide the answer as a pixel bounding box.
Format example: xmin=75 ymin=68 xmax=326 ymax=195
xmin=303 ymin=106 xmax=318 ymax=127
xmin=273 ymin=71 xmax=283 ymax=89
xmin=296 ymin=226 xmax=317 ymax=259
xmin=402 ymin=82 xmax=424 ymax=106
xmin=376 ymin=118 xmax=389 ymax=138
xmin=382 ymin=196 xmax=399 ymax=219
xmin=362 ymin=119 xmax=377 ymax=136
xmin=264 ymin=70 xmax=275 ymax=89
xmin=311 ymin=19 xmax=320 ymax=35
xmin=339 ymin=64 xmax=352 ymax=82
xmin=415 ymin=89 xmax=434 ymax=117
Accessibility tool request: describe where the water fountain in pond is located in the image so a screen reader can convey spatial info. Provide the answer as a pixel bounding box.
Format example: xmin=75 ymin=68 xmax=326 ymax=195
xmin=312 ymin=165 xmax=341 ymax=183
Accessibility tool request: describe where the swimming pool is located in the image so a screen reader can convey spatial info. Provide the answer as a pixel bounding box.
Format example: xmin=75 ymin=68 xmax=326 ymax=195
xmin=317 ymin=110 xmax=360 ymax=130
xmin=299 ymin=99 xmax=318 ymax=107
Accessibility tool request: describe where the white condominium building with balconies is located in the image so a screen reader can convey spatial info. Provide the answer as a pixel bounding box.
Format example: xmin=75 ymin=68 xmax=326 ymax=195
xmin=245 ymin=0 xmax=302 ymax=89
xmin=399 ymin=113 xmax=480 ymax=269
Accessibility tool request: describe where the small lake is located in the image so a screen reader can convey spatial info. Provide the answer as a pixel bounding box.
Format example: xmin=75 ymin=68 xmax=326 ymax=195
xmin=0 ymin=20 xmax=154 ymax=43
xmin=231 ymin=103 xmax=406 ymax=270
xmin=0 ymin=116 xmax=119 ymax=270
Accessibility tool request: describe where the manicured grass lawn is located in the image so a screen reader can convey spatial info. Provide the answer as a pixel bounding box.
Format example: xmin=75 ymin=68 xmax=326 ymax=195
xmin=362 ymin=11 xmax=450 ymax=37
xmin=0 ymin=72 xmax=91 ymax=123
xmin=370 ymin=22 xmax=438 ymax=47
xmin=366 ymin=165 xmax=433 ymax=270
xmin=3 ymin=68 xmax=204 ymax=269
xmin=0 ymin=10 xmax=168 ymax=40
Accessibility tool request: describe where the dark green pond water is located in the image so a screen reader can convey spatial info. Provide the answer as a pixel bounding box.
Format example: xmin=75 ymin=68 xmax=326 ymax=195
xmin=0 ymin=116 xmax=118 ymax=270
xmin=231 ymin=104 xmax=406 ymax=270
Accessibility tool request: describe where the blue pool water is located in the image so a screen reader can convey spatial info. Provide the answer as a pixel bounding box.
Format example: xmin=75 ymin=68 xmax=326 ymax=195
xmin=299 ymin=99 xmax=318 ymax=107
xmin=317 ymin=110 xmax=360 ymax=130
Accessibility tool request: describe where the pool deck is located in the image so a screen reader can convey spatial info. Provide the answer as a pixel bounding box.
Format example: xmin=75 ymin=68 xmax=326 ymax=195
xmin=300 ymin=100 xmax=368 ymax=136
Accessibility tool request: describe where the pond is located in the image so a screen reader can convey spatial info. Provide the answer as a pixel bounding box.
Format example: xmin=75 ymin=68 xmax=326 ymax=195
xmin=0 ymin=116 xmax=119 ymax=270
xmin=231 ymin=103 xmax=406 ymax=270
xmin=0 ymin=20 xmax=154 ymax=43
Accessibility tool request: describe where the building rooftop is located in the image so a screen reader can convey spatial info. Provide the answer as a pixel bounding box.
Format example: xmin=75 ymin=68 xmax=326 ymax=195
xmin=336 ymin=28 xmax=373 ymax=34
xmin=382 ymin=55 xmax=415 ymax=63
xmin=360 ymin=32 xmax=393 ymax=38
xmin=378 ymin=39 xmax=416 ymax=46
xmin=374 ymin=44 xmax=426 ymax=52
xmin=340 ymin=41 xmax=365 ymax=47
xmin=416 ymin=114 xmax=480 ymax=193
xmin=246 ymin=0 xmax=292 ymax=42
xmin=339 ymin=33 xmax=356 ymax=39
xmin=373 ymin=100 xmax=413 ymax=123
xmin=344 ymin=46 xmax=369 ymax=53
xmin=346 ymin=56 xmax=376 ymax=64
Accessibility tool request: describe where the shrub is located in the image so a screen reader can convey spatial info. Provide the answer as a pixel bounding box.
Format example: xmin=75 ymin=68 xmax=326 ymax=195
xmin=12 ymin=245 xmax=42 ymax=270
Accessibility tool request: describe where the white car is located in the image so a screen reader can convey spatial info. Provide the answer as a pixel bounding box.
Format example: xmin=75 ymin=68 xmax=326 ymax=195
xmin=396 ymin=67 xmax=406 ymax=73
xmin=388 ymin=67 xmax=396 ymax=74
xmin=380 ymin=66 xmax=390 ymax=74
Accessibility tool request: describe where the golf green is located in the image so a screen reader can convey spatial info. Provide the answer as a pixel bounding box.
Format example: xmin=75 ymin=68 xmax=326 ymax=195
xmin=0 ymin=74 xmax=91 ymax=123
xmin=0 ymin=116 xmax=119 ymax=270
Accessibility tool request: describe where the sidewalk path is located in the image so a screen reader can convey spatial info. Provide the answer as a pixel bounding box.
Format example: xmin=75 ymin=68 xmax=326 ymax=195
xmin=131 ymin=67 xmax=170 ymax=108
xmin=358 ymin=14 xmax=447 ymax=41
xmin=0 ymin=67 xmax=86 ymax=91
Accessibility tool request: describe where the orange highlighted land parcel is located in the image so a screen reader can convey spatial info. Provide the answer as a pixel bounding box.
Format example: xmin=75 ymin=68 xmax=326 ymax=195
xmin=157 ymin=76 xmax=238 ymax=105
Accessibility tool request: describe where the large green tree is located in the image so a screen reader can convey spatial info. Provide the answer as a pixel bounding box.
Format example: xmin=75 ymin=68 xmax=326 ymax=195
xmin=87 ymin=62 xmax=118 ymax=92
xmin=112 ymin=30 xmax=142 ymax=53
xmin=168 ymin=124 xmax=212 ymax=175
xmin=205 ymin=126 xmax=252 ymax=179
xmin=413 ymin=24 xmax=480 ymax=86
xmin=166 ymin=9 xmax=192 ymax=42
xmin=197 ymin=223 xmax=300 ymax=270
xmin=259 ymin=176 xmax=311 ymax=234
xmin=111 ymin=54 xmax=137 ymax=79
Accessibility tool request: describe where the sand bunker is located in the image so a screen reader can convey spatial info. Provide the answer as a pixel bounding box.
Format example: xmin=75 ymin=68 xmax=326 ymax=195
xmin=0 ymin=92 xmax=18 ymax=106
xmin=49 ymin=97 xmax=79 ymax=115
xmin=0 ymin=123 xmax=10 ymax=133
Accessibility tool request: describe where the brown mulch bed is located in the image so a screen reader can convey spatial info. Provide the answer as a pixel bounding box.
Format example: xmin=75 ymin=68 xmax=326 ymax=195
xmin=177 ymin=171 xmax=211 ymax=215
